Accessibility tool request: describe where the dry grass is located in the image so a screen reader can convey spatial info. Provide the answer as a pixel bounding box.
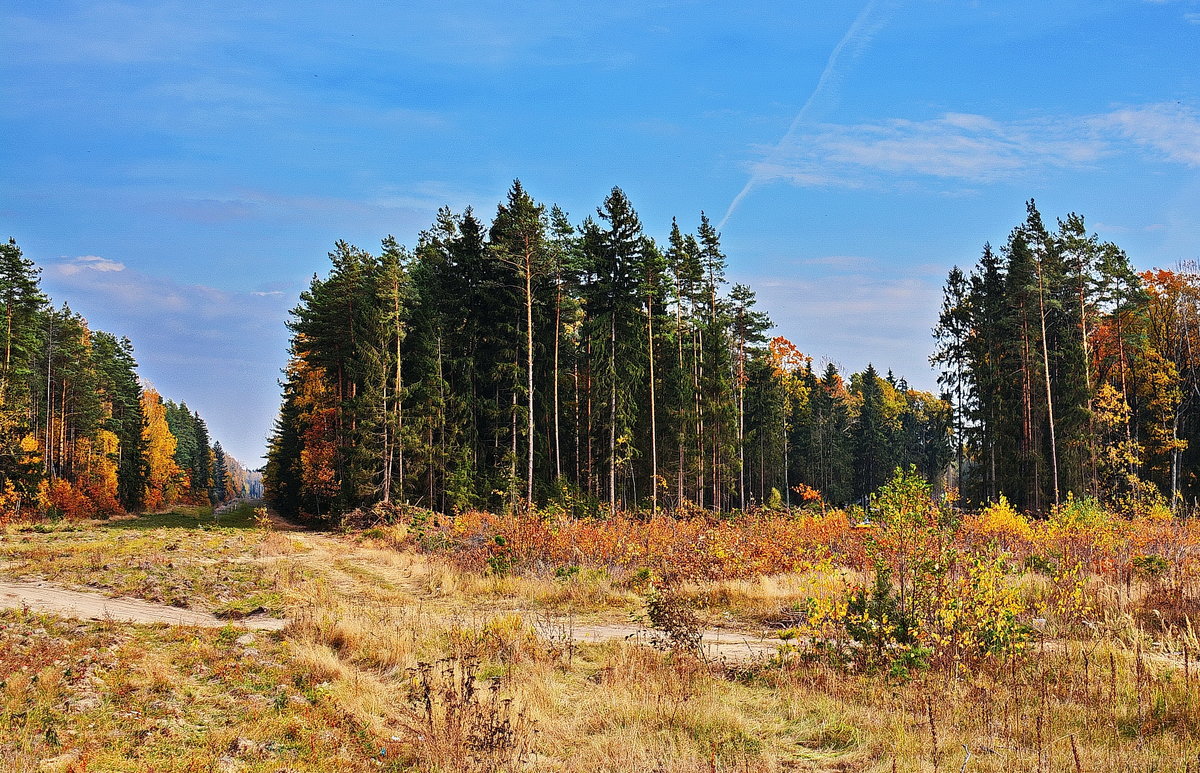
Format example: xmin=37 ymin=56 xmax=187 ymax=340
xmin=0 ymin=503 xmax=309 ymax=617
xmin=0 ymin=608 xmax=381 ymax=771
xmin=6 ymin=506 xmax=1200 ymax=771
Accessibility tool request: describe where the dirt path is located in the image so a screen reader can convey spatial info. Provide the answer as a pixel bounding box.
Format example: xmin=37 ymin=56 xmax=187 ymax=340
xmin=281 ymin=521 xmax=784 ymax=662
xmin=535 ymin=619 xmax=781 ymax=661
xmin=0 ymin=580 xmax=286 ymax=630
xmin=1 ymin=509 xmax=781 ymax=658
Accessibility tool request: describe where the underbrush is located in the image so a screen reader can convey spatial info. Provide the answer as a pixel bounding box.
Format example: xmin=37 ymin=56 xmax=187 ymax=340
xmin=330 ymin=471 xmax=1200 ymax=770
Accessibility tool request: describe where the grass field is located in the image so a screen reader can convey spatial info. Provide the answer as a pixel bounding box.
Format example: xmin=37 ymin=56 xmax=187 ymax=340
xmin=3 ymin=493 xmax=1200 ymax=771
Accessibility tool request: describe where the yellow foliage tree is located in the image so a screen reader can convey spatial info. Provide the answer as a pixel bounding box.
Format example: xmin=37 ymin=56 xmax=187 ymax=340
xmin=141 ymin=387 xmax=187 ymax=510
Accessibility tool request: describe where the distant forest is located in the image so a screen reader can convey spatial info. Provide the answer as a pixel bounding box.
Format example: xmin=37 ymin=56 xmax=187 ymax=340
xmin=0 ymin=239 xmax=257 ymax=519
xmin=266 ymin=182 xmax=952 ymax=520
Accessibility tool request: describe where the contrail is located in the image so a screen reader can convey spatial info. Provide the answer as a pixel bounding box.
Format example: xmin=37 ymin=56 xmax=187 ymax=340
xmin=719 ymin=0 xmax=892 ymax=230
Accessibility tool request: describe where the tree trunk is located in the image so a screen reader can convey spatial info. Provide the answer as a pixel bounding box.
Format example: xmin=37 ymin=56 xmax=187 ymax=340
xmin=553 ymin=275 xmax=562 ymax=481
xmin=675 ymin=283 xmax=685 ymax=510
xmin=381 ymin=381 xmax=390 ymax=503
xmin=395 ymin=277 xmax=405 ymax=503
xmin=646 ymin=298 xmax=658 ymax=514
xmin=738 ymin=337 xmax=746 ymax=509
xmin=609 ymin=312 xmax=617 ymax=515
xmin=1036 ymin=262 xmax=1061 ymax=507
xmin=2 ymin=300 xmax=11 ymax=402
xmin=45 ymin=318 xmax=52 ymax=477
xmin=525 ymin=254 xmax=535 ymax=508
xmin=694 ymin=323 xmax=705 ymax=508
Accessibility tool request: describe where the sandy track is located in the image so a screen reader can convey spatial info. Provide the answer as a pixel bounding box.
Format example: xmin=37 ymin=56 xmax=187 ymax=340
xmin=0 ymin=580 xmax=286 ymax=630
xmin=537 ymin=620 xmax=781 ymax=661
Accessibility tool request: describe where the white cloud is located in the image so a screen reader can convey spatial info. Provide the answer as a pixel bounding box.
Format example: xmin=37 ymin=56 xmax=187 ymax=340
xmin=749 ymin=102 xmax=1200 ymax=191
xmin=57 ymin=255 xmax=126 ymax=275
xmin=1099 ymin=103 xmax=1200 ymax=166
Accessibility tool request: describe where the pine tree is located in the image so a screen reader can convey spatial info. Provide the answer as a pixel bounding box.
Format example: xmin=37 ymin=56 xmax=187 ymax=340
xmin=490 ymin=180 xmax=550 ymax=508
xmin=729 ymin=283 xmax=771 ymax=508
xmin=212 ymin=441 xmax=228 ymax=504
xmin=0 ymin=238 xmax=47 ymax=406
xmin=853 ymin=364 xmax=892 ymax=500
xmin=582 ymin=188 xmax=646 ymax=513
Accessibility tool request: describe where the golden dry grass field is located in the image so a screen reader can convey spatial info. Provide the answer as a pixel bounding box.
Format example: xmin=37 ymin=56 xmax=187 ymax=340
xmin=3 ymin=495 xmax=1200 ymax=772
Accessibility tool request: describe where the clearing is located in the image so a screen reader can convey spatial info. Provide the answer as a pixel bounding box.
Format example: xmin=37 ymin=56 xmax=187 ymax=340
xmin=3 ymin=501 xmax=1199 ymax=772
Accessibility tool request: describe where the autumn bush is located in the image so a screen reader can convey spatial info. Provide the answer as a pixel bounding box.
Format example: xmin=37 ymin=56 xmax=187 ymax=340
xmin=46 ymin=479 xmax=96 ymax=521
xmin=405 ymin=506 xmax=862 ymax=582
xmin=392 ymin=477 xmax=1200 ymax=616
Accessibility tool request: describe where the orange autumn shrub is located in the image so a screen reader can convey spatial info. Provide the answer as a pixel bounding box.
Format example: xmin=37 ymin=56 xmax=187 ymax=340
xmin=423 ymin=509 xmax=865 ymax=581
xmin=81 ymin=481 xmax=123 ymax=518
xmin=393 ymin=484 xmax=1200 ymax=604
xmin=47 ymin=479 xmax=96 ymax=521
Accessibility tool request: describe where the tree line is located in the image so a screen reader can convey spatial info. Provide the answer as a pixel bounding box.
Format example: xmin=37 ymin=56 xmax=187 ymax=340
xmin=265 ymin=181 xmax=951 ymax=521
xmin=0 ymin=238 xmax=254 ymax=518
xmin=933 ymin=201 xmax=1199 ymax=513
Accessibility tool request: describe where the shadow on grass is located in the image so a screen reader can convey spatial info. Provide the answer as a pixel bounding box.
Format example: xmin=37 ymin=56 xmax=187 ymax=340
xmin=99 ymin=501 xmax=263 ymax=531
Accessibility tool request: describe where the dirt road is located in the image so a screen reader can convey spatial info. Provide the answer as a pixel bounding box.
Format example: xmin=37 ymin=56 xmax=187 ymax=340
xmin=0 ymin=511 xmax=780 ymax=660
xmin=0 ymin=580 xmax=286 ymax=630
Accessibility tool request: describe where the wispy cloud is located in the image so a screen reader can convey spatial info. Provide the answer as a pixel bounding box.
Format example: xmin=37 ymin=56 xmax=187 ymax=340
xmin=158 ymin=181 xmax=479 ymax=228
xmin=57 ymin=255 xmax=126 ymax=275
xmin=1099 ymin=103 xmax=1200 ymax=165
xmin=744 ymin=103 xmax=1200 ymax=191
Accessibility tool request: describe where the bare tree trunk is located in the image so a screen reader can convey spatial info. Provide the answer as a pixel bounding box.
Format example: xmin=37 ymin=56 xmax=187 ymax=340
xmin=2 ymin=301 xmax=11 ymax=402
xmin=573 ymin=363 xmax=580 ymax=491
xmin=382 ymin=381 xmax=391 ymax=503
xmin=553 ymin=276 xmax=562 ymax=481
xmin=738 ymin=337 xmax=746 ymax=509
xmin=586 ymin=339 xmax=594 ymax=499
xmin=525 ymin=257 xmax=535 ymax=508
xmin=1036 ymin=262 xmax=1061 ymax=507
xmin=1020 ymin=317 xmax=1036 ymax=510
xmin=511 ymin=385 xmax=519 ymax=511
xmin=1078 ymin=265 xmax=1097 ymax=494
xmin=45 ymin=317 xmax=52 ymax=478
xmin=675 ymin=288 xmax=685 ymax=510
xmin=396 ymin=311 xmax=405 ymax=502
xmin=609 ymin=312 xmax=617 ymax=515
xmin=783 ymin=419 xmax=790 ymax=508
xmin=694 ymin=323 xmax=705 ymax=508
xmin=646 ymin=298 xmax=658 ymax=514
xmin=435 ymin=335 xmax=444 ymax=512
xmin=1172 ymin=412 xmax=1181 ymax=508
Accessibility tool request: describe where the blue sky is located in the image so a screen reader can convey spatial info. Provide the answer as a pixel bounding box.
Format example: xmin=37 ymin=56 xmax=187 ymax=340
xmin=3 ymin=0 xmax=1199 ymax=464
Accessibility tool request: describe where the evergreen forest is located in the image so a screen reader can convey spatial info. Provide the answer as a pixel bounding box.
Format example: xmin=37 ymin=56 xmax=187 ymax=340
xmin=933 ymin=201 xmax=1200 ymax=515
xmin=267 ymin=187 xmax=1200 ymax=522
xmin=265 ymin=182 xmax=952 ymax=520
